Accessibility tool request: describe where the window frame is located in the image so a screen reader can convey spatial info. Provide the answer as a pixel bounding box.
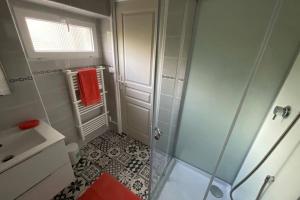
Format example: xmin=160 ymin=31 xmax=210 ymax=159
xmin=13 ymin=6 xmax=99 ymax=60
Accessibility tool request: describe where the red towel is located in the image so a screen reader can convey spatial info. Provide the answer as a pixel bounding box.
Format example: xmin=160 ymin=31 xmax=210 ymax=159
xmin=77 ymin=68 xmax=101 ymax=106
xmin=78 ymin=173 xmax=141 ymax=200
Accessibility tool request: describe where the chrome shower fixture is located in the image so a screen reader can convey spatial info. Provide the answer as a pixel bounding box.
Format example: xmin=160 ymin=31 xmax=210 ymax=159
xmin=272 ymin=105 xmax=291 ymax=120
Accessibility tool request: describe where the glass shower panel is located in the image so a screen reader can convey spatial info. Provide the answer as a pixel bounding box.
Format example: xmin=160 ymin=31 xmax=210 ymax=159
xmin=170 ymin=0 xmax=290 ymax=199
xmin=150 ymin=0 xmax=196 ymax=197
xmin=213 ymin=0 xmax=300 ymax=199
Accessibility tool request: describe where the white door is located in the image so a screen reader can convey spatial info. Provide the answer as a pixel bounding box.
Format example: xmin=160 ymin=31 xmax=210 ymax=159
xmin=116 ymin=0 xmax=156 ymax=144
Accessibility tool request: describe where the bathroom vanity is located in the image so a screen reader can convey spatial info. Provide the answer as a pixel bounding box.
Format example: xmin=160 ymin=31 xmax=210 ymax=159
xmin=0 ymin=120 xmax=75 ymax=200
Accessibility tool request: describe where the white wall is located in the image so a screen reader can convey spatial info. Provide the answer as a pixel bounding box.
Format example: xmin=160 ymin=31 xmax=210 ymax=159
xmin=263 ymin=141 xmax=300 ymax=199
xmin=0 ymin=1 xmax=47 ymax=130
xmin=233 ymin=52 xmax=300 ymax=200
xmin=50 ymin=0 xmax=111 ymax=16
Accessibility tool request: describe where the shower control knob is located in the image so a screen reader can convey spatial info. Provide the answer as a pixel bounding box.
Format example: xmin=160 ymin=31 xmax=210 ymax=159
xmin=154 ymin=127 xmax=161 ymax=140
xmin=272 ymin=105 xmax=291 ymax=120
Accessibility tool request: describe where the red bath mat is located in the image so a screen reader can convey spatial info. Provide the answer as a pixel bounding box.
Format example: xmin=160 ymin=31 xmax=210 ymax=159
xmin=78 ymin=173 xmax=141 ymax=200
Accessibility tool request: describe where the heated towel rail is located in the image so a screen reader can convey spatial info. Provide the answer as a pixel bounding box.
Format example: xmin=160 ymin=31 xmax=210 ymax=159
xmin=65 ymin=66 xmax=109 ymax=140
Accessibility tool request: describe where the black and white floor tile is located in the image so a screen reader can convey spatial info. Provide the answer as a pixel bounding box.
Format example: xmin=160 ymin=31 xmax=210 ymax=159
xmin=53 ymin=131 xmax=150 ymax=200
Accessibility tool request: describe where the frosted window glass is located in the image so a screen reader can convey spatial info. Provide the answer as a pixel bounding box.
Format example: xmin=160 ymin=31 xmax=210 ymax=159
xmin=25 ymin=17 xmax=94 ymax=52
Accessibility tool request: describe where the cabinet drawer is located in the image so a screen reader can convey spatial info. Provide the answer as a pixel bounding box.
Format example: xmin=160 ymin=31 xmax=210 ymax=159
xmin=0 ymin=140 xmax=69 ymax=200
xmin=17 ymin=162 xmax=74 ymax=200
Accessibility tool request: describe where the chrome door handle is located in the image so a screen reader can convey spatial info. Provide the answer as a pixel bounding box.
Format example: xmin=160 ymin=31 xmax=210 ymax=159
xmin=154 ymin=127 xmax=161 ymax=140
xmin=117 ymin=75 xmax=125 ymax=84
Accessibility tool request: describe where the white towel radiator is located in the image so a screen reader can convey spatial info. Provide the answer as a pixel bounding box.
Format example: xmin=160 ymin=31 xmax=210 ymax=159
xmin=65 ymin=66 xmax=109 ymax=140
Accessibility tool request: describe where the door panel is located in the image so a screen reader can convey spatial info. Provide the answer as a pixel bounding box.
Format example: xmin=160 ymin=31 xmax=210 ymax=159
xmin=126 ymin=102 xmax=150 ymax=142
xmin=126 ymin=96 xmax=151 ymax=110
xmin=116 ymin=0 xmax=156 ymax=144
xmin=123 ymin=12 xmax=154 ymax=86
xmin=126 ymin=87 xmax=151 ymax=103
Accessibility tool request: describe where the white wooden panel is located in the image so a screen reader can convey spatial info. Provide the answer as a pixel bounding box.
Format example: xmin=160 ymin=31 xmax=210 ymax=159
xmin=116 ymin=0 xmax=156 ymax=144
xmin=126 ymin=96 xmax=151 ymax=110
xmin=123 ymin=12 xmax=154 ymax=86
xmin=126 ymin=102 xmax=150 ymax=140
xmin=124 ymin=82 xmax=152 ymax=93
xmin=126 ymin=87 xmax=151 ymax=103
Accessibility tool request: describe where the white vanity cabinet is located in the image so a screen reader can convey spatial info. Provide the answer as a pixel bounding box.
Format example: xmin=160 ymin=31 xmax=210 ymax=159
xmin=0 ymin=122 xmax=75 ymax=200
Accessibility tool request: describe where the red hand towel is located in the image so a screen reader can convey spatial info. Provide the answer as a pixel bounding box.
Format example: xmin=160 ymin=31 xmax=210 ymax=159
xmin=78 ymin=173 xmax=141 ymax=200
xmin=77 ymin=68 xmax=101 ymax=106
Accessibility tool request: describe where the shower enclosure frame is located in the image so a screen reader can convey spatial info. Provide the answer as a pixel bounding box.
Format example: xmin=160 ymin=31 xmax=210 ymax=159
xmin=149 ymin=0 xmax=287 ymax=199
xmin=149 ymin=0 xmax=209 ymax=198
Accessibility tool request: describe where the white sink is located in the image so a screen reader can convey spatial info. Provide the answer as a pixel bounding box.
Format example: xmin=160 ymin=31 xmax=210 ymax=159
xmin=0 ymin=120 xmax=65 ymax=173
xmin=0 ymin=120 xmax=74 ymax=200
xmin=0 ymin=129 xmax=45 ymax=164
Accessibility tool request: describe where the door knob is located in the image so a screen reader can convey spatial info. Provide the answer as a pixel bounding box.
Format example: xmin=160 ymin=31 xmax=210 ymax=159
xmin=154 ymin=127 xmax=161 ymax=140
xmin=117 ymin=79 xmax=124 ymax=84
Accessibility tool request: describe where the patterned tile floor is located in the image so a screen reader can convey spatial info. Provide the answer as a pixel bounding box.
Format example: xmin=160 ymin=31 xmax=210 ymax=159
xmin=53 ymin=131 xmax=150 ymax=200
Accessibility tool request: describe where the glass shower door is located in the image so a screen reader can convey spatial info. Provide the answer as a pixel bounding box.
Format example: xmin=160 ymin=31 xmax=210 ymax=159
xmin=150 ymin=0 xmax=197 ymax=197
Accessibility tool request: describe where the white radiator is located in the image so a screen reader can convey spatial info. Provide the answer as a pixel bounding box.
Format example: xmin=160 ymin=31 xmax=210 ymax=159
xmin=65 ymin=66 xmax=109 ymax=140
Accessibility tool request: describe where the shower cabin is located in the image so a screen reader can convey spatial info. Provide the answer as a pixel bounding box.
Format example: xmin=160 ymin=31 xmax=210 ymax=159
xmin=149 ymin=0 xmax=300 ymax=199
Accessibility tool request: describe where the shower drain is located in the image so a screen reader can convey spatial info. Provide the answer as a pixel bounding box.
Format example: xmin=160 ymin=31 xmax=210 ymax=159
xmin=209 ymin=185 xmax=224 ymax=198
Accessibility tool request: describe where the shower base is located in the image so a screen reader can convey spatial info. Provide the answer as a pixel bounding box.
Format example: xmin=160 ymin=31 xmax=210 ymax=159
xmin=157 ymin=159 xmax=231 ymax=200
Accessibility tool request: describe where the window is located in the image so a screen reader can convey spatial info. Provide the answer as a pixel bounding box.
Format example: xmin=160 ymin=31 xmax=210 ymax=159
xmin=13 ymin=6 xmax=98 ymax=59
xmin=25 ymin=18 xmax=94 ymax=52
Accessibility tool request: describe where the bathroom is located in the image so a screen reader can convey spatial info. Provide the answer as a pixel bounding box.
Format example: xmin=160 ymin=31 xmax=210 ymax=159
xmin=0 ymin=0 xmax=299 ymax=199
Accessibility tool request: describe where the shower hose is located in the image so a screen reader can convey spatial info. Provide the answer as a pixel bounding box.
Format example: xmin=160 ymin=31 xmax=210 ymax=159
xmin=229 ymin=112 xmax=300 ymax=200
